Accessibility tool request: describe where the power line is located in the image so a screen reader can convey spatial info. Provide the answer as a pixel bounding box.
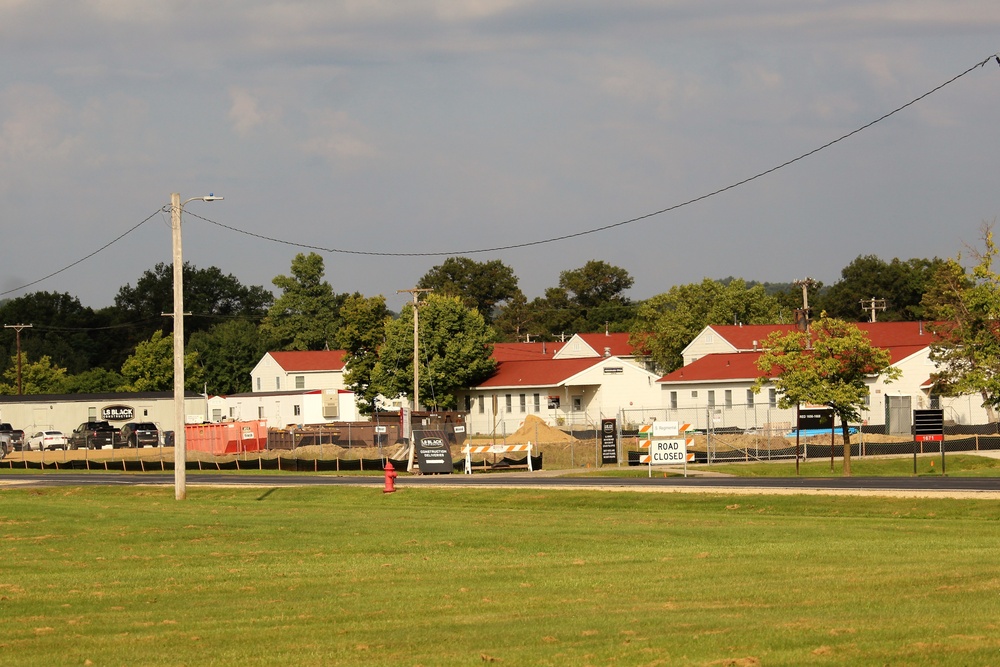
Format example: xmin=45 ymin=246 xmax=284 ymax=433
xmin=3 ymin=51 xmax=997 ymax=295
xmin=190 ymin=52 xmax=999 ymax=257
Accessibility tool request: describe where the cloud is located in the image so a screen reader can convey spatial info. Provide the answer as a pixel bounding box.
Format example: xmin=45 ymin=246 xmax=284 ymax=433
xmin=299 ymin=110 xmax=378 ymax=163
xmin=0 ymin=84 xmax=81 ymax=165
xmin=228 ymin=87 xmax=270 ymax=136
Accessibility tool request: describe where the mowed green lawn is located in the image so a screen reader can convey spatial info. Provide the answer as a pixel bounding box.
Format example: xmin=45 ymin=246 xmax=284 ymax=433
xmin=1 ymin=484 xmax=999 ymax=666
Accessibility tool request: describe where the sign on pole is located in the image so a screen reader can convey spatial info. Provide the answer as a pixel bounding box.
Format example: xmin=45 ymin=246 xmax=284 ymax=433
xmin=601 ymin=418 xmax=618 ymax=465
xmin=641 ymin=421 xmax=693 ymax=477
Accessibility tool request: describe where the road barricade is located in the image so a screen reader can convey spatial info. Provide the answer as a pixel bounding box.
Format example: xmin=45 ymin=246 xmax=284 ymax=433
xmin=462 ymin=442 xmax=534 ymax=474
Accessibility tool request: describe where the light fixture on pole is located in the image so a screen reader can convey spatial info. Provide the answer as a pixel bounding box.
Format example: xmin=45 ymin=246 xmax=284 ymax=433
xmin=169 ymin=192 xmax=223 ymax=501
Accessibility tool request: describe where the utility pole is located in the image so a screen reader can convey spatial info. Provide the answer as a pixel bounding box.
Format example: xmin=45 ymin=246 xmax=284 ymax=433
xmin=397 ymin=288 xmax=432 ymax=472
xmin=792 ymin=277 xmax=817 ymax=331
xmin=860 ymin=297 xmax=887 ymax=323
xmin=4 ymin=324 xmax=32 ymax=395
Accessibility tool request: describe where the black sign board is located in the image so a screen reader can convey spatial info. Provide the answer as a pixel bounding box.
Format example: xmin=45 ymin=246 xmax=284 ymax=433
xmin=798 ymin=408 xmax=833 ymax=430
xmin=413 ymin=430 xmax=453 ymax=473
xmin=601 ymin=418 xmax=617 ymax=464
xmin=102 ymin=405 xmax=134 ymax=421
xmin=913 ymin=409 xmax=944 ymax=441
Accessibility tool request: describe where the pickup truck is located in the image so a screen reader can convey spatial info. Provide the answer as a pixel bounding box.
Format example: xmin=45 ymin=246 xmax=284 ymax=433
xmin=68 ymin=421 xmax=118 ymax=449
xmin=0 ymin=423 xmax=25 ymax=451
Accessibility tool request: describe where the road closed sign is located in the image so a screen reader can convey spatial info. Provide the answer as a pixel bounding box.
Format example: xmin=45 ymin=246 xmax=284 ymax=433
xmin=650 ymin=439 xmax=692 ymax=464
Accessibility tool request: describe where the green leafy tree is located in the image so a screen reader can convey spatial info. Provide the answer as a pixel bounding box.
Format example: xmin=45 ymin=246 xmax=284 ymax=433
xmin=530 ymin=260 xmax=637 ymax=337
xmin=370 ymin=295 xmax=496 ymax=410
xmin=922 ymin=226 xmax=1000 ymax=421
xmin=0 ymin=291 xmax=116 ymax=375
xmin=63 ymin=368 xmax=126 ymax=393
xmin=336 ymin=294 xmax=391 ymax=413
xmin=492 ymin=289 xmax=536 ymax=342
xmin=417 ymin=257 xmax=519 ymax=324
xmin=188 ymin=320 xmax=274 ymax=395
xmin=119 ymin=331 xmax=203 ymax=392
xmin=632 ymin=278 xmax=783 ymax=373
xmin=817 ymin=255 xmax=947 ymax=322
xmin=753 ymin=316 xmax=900 ymax=476
xmin=260 ymin=253 xmax=349 ymax=350
xmin=0 ymin=354 xmax=69 ymax=394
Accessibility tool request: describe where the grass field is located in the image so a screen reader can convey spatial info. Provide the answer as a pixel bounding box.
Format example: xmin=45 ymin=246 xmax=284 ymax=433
xmin=2 ymin=484 xmax=999 ymax=666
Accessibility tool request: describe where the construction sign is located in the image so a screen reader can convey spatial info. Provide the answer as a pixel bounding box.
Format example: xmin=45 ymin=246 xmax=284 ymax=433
xmin=640 ymin=421 xmax=693 ymax=477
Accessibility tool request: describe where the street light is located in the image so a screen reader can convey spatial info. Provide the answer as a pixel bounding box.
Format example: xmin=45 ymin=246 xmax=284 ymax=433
xmin=169 ymin=192 xmax=223 ymax=500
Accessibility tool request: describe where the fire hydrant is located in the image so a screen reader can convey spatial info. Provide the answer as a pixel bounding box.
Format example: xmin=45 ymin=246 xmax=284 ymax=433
xmin=383 ymin=461 xmax=398 ymax=494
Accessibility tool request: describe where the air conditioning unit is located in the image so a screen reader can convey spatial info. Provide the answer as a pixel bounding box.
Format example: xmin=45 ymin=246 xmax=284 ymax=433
xmin=322 ymin=390 xmax=340 ymax=419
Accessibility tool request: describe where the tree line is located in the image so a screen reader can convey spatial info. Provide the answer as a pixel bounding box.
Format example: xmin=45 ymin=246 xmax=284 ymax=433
xmin=0 ymin=248 xmax=969 ymax=408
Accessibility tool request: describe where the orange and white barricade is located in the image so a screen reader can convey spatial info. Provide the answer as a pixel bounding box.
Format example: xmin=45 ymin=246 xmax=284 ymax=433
xmin=461 ymin=442 xmax=534 ymax=474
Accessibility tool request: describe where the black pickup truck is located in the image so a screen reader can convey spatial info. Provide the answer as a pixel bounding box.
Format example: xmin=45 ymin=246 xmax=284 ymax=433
xmin=0 ymin=423 xmax=25 ymax=452
xmin=68 ymin=421 xmax=118 ymax=449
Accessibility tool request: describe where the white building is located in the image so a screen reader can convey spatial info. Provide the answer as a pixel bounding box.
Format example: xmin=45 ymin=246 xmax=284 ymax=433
xmin=250 ymin=350 xmax=349 ymax=393
xmin=207 ymin=388 xmax=358 ymax=428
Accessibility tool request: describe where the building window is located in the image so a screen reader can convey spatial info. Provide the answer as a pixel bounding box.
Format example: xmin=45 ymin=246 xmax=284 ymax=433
xmin=229 ymin=407 xmax=236 ymax=418
xmin=505 ymin=394 xmax=512 ymax=412
xmin=691 ymin=390 xmax=698 ymax=399
xmin=670 ymin=391 xmax=678 ymax=410
xmin=212 ymin=409 xmax=222 ymax=422
xmin=768 ymin=388 xmax=777 ymax=408
xmin=572 ymin=396 xmax=582 ymax=411
xmin=519 ymin=394 xmax=526 ymax=413
xmin=256 ymin=377 xmax=261 ymax=391
xmin=478 ymin=396 xmax=485 ymax=414
xmin=293 ymin=404 xmax=301 ymax=416
xmin=707 ymin=390 xmax=715 ymax=408
xmin=533 ymin=394 xmax=540 ymax=412
xmin=258 ymin=406 xmax=264 ymax=418
xmin=746 ymin=389 xmax=755 ymax=407
xmin=295 ymin=375 xmax=305 ymax=389
xmin=548 ymin=396 xmax=560 ymax=409
xmin=464 ymin=395 xmax=472 ymax=411
xmin=724 ymin=390 xmax=732 ymax=409
xmin=275 ymin=377 xmax=280 ymax=390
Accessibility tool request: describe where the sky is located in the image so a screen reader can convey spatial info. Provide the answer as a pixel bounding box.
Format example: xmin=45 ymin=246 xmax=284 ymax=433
xmin=1 ymin=1 xmax=999 ymax=316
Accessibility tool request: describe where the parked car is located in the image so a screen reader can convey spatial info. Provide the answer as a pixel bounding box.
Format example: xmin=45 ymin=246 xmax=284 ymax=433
xmin=0 ymin=423 xmax=25 ymax=451
xmin=119 ymin=422 xmax=159 ymax=448
xmin=68 ymin=421 xmax=117 ymax=449
xmin=26 ymin=430 xmax=68 ymax=451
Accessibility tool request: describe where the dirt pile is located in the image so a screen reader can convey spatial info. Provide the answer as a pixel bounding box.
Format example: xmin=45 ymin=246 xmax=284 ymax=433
xmin=505 ymin=414 xmax=577 ymax=444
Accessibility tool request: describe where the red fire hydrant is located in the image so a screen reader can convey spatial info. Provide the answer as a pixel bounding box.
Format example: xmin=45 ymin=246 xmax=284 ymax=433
xmin=383 ymin=461 xmax=398 ymax=494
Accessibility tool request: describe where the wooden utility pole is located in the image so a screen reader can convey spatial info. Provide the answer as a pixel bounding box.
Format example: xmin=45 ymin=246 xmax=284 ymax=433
xmin=397 ymin=288 xmax=432 ymax=473
xmin=860 ymin=297 xmax=887 ymax=322
xmin=4 ymin=324 xmax=33 ymax=395
xmin=792 ymin=277 xmax=817 ymax=332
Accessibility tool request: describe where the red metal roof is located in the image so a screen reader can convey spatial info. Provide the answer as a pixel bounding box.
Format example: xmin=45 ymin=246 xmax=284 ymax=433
xmin=267 ymin=350 xmax=348 ymax=372
xmin=491 ymin=342 xmax=564 ymax=362
xmin=708 ymin=321 xmax=940 ymax=351
xmin=476 ymin=358 xmax=604 ymax=389
xmin=572 ymin=332 xmax=638 ymax=356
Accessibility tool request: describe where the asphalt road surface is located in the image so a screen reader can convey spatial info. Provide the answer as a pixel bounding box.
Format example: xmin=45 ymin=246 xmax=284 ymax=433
xmin=3 ymin=472 xmax=1000 ymax=497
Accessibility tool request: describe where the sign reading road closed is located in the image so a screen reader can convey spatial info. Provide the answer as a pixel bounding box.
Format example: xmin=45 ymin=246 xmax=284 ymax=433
xmin=650 ymin=439 xmax=689 ymax=464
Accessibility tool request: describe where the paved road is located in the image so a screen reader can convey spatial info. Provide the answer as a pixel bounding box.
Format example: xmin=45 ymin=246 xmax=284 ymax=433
xmin=3 ymin=472 xmax=1000 ymax=497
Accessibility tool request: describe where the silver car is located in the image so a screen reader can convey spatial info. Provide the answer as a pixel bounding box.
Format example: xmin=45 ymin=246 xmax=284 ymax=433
xmin=26 ymin=430 xmax=68 ymax=451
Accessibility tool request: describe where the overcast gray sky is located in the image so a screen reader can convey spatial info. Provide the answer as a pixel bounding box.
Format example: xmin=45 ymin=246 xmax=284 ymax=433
xmin=2 ymin=1 xmax=999 ymax=314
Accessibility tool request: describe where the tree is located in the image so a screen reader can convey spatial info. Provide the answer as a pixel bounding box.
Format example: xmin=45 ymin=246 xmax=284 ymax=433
xmin=259 ymin=253 xmax=349 ymax=350
xmin=818 ymin=255 xmax=947 ymax=322
xmin=188 ymin=320 xmax=274 ymax=395
xmin=370 ymin=294 xmax=496 ymax=410
xmin=492 ymin=289 xmax=535 ymax=342
xmin=632 ymin=278 xmax=783 ymax=373
xmin=417 ymin=257 xmax=519 ymax=324
xmin=529 ymin=260 xmax=638 ymax=337
xmin=63 ymin=368 xmax=126 ymax=394
xmin=0 ymin=354 xmax=68 ymax=394
xmin=119 ymin=331 xmax=203 ymax=392
xmin=753 ymin=316 xmax=900 ymax=476
xmin=922 ymin=226 xmax=1000 ymax=421
xmin=0 ymin=291 xmax=116 ymax=375
xmin=336 ymin=294 xmax=391 ymax=413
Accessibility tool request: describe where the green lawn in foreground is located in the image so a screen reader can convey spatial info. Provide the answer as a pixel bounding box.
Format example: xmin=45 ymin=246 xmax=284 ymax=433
xmin=1 ymin=486 xmax=999 ymax=666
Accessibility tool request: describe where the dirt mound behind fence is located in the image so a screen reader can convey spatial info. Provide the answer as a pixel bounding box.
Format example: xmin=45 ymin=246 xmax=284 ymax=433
xmin=504 ymin=415 xmax=577 ymax=444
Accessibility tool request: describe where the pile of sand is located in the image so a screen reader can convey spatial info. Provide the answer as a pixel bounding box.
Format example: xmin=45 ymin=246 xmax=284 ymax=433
xmin=505 ymin=414 xmax=577 ymax=444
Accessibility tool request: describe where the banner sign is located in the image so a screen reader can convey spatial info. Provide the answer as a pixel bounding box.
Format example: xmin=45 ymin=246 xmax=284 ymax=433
xmin=601 ymin=418 xmax=617 ymax=464
xmin=101 ymin=405 xmax=134 ymax=421
xmin=413 ymin=430 xmax=453 ymax=474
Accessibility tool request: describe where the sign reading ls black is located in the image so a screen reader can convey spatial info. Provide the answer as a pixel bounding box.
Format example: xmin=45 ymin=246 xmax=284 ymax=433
xmin=601 ymin=418 xmax=617 ymax=464
xmin=413 ymin=430 xmax=453 ymax=473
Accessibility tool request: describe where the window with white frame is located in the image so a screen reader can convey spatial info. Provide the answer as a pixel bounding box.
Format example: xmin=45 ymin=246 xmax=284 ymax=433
xmin=295 ymin=375 xmax=305 ymax=389
xmin=275 ymin=377 xmax=280 ymax=390
xmin=533 ymin=394 xmax=540 ymax=412
xmin=670 ymin=391 xmax=678 ymax=410
xmin=707 ymin=390 xmax=715 ymax=408
xmin=768 ymin=388 xmax=777 ymax=408
xmin=478 ymin=395 xmax=485 ymax=414
xmin=505 ymin=394 xmax=512 ymax=412
xmin=572 ymin=396 xmax=582 ymax=411
xmin=293 ymin=404 xmax=301 ymax=416
xmin=724 ymin=390 xmax=732 ymax=409
xmin=746 ymin=389 xmax=755 ymax=407
xmin=519 ymin=394 xmax=526 ymax=413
